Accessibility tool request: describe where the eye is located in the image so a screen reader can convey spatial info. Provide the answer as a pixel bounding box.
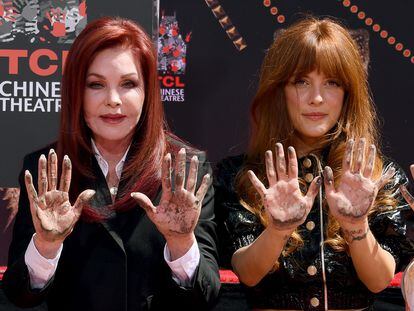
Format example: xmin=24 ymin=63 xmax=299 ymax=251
xmin=326 ymin=79 xmax=342 ymax=87
xmin=86 ymin=81 xmax=104 ymax=89
xmin=292 ymin=78 xmax=309 ymax=87
xmin=122 ymin=80 xmax=138 ymax=88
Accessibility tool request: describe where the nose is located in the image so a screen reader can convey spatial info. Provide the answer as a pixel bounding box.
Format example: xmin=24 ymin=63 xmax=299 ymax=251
xmin=106 ymin=89 xmax=122 ymax=107
xmin=310 ymin=87 xmax=323 ymax=105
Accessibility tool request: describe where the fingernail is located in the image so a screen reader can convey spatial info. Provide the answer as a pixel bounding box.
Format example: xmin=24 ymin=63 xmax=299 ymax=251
xmin=316 ymin=176 xmax=322 ymax=185
xmin=49 ymin=149 xmax=55 ymax=154
xmin=40 ymin=154 xmax=46 ymax=160
xmin=324 ymin=167 xmax=333 ymax=183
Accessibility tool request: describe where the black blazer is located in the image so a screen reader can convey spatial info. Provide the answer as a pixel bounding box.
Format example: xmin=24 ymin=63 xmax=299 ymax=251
xmin=3 ymin=141 xmax=220 ymax=311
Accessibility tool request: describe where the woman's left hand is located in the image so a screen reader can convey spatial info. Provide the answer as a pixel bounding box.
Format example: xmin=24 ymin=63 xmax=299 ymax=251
xmin=131 ymin=148 xmax=210 ymax=259
xmin=400 ymin=165 xmax=414 ymax=211
xmin=323 ymin=139 xmax=394 ymax=227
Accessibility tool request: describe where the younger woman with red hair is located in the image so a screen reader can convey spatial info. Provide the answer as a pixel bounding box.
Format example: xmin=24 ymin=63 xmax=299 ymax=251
xmin=215 ymin=17 xmax=414 ymax=310
xmin=3 ymin=17 xmax=220 ymax=311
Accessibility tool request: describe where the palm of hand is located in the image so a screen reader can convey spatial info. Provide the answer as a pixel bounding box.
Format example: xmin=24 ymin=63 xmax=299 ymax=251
xmin=131 ymin=149 xmax=211 ymax=239
xmin=323 ymin=139 xmax=394 ymax=225
xmin=248 ymin=144 xmax=320 ymax=233
xmin=153 ymin=189 xmax=200 ymax=236
xmin=264 ymin=180 xmax=308 ymax=230
xmin=36 ymin=190 xmax=78 ymax=238
xmin=25 ymin=150 xmax=95 ymax=244
xmin=328 ymin=171 xmax=376 ymax=223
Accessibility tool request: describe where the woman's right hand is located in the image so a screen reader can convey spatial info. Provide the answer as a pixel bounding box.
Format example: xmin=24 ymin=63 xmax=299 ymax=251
xmin=25 ymin=149 xmax=95 ymax=258
xmin=400 ymin=164 xmax=414 ymax=211
xmin=248 ymin=143 xmax=321 ymax=233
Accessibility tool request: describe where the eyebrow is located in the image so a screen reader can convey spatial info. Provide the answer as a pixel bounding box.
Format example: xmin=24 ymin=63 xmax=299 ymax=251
xmin=86 ymin=73 xmax=139 ymax=79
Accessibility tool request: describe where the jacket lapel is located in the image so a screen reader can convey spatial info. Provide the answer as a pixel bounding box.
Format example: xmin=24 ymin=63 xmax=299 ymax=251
xmin=88 ymin=157 xmax=126 ymax=254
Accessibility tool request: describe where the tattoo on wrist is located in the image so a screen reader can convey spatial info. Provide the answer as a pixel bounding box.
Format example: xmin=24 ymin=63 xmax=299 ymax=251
xmin=342 ymin=227 xmax=370 ymax=244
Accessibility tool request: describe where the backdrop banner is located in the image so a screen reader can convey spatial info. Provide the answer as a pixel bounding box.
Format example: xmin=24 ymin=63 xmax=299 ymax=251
xmin=158 ymin=0 xmax=413 ymax=172
xmin=0 ymin=0 xmax=155 ymax=188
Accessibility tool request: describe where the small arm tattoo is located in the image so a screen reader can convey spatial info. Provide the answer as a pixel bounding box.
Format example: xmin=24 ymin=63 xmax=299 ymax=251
xmin=342 ymin=227 xmax=370 ymax=244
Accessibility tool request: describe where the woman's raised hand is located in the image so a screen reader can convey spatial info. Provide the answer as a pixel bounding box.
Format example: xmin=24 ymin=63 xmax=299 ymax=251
xmin=25 ymin=150 xmax=95 ymax=255
xmin=400 ymin=165 xmax=414 ymax=211
xmin=323 ymin=139 xmax=393 ymax=227
xmin=131 ymin=148 xmax=210 ymax=258
xmin=248 ymin=143 xmax=321 ymax=233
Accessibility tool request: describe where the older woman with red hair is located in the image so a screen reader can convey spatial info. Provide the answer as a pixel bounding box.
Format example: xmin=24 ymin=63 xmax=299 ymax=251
xmin=3 ymin=17 xmax=220 ymax=311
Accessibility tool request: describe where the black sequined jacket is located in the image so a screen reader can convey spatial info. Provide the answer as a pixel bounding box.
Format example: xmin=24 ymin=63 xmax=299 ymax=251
xmin=214 ymin=154 xmax=414 ymax=311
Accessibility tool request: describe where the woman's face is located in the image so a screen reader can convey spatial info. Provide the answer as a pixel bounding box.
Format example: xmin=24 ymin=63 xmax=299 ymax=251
xmin=284 ymin=69 xmax=345 ymax=146
xmin=83 ymin=47 xmax=145 ymax=147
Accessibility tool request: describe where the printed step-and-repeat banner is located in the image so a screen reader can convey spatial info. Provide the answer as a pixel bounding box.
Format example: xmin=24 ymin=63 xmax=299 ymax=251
xmin=1 ymin=0 xmax=413 ymax=266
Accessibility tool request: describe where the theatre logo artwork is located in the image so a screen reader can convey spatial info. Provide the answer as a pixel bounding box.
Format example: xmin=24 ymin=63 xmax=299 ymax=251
xmin=157 ymin=12 xmax=191 ymax=103
xmin=0 ymin=0 xmax=87 ymax=113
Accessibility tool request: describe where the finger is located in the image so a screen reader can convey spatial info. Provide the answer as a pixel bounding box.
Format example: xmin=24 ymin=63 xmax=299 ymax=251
xmin=73 ymin=189 xmax=95 ymax=217
xmin=247 ymin=170 xmax=266 ymax=198
xmin=25 ymin=170 xmax=39 ymax=206
xmin=186 ymin=155 xmax=199 ymax=194
xmin=48 ymin=149 xmax=58 ymax=191
xmin=174 ymin=148 xmax=186 ymax=190
xmin=162 ymin=153 xmax=172 ymax=192
xmin=377 ymin=166 xmax=395 ymax=190
xmin=323 ymin=166 xmax=336 ymax=196
xmin=353 ymin=138 xmax=366 ymax=174
xmin=265 ymin=150 xmax=277 ymax=186
xmin=342 ymin=139 xmax=354 ymax=172
xmin=362 ymin=144 xmax=376 ymax=179
xmin=131 ymin=192 xmax=157 ymax=214
xmin=410 ymin=164 xmax=414 ymax=180
xmin=59 ymin=155 xmax=72 ymax=193
xmin=38 ymin=154 xmax=47 ymax=196
xmin=195 ymin=173 xmax=211 ymax=205
xmin=287 ymin=146 xmax=298 ymax=180
xmin=305 ymin=176 xmax=322 ymax=205
xmin=25 ymin=170 xmax=42 ymax=229
xmin=275 ymin=143 xmax=287 ymax=180
xmin=400 ymin=185 xmax=414 ymax=208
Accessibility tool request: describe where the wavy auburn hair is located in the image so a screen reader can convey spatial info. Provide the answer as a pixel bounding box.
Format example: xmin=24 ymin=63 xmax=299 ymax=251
xmin=58 ymin=17 xmax=169 ymax=219
xmin=235 ymin=17 xmax=395 ymax=258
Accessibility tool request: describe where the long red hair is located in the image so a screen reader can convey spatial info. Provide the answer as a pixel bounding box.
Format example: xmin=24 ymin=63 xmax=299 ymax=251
xmin=58 ymin=17 xmax=170 ymax=219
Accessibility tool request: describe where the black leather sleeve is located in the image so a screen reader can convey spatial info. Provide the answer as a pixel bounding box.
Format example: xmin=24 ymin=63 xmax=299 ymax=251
xmin=214 ymin=155 xmax=264 ymax=269
xmin=369 ymin=161 xmax=414 ymax=272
